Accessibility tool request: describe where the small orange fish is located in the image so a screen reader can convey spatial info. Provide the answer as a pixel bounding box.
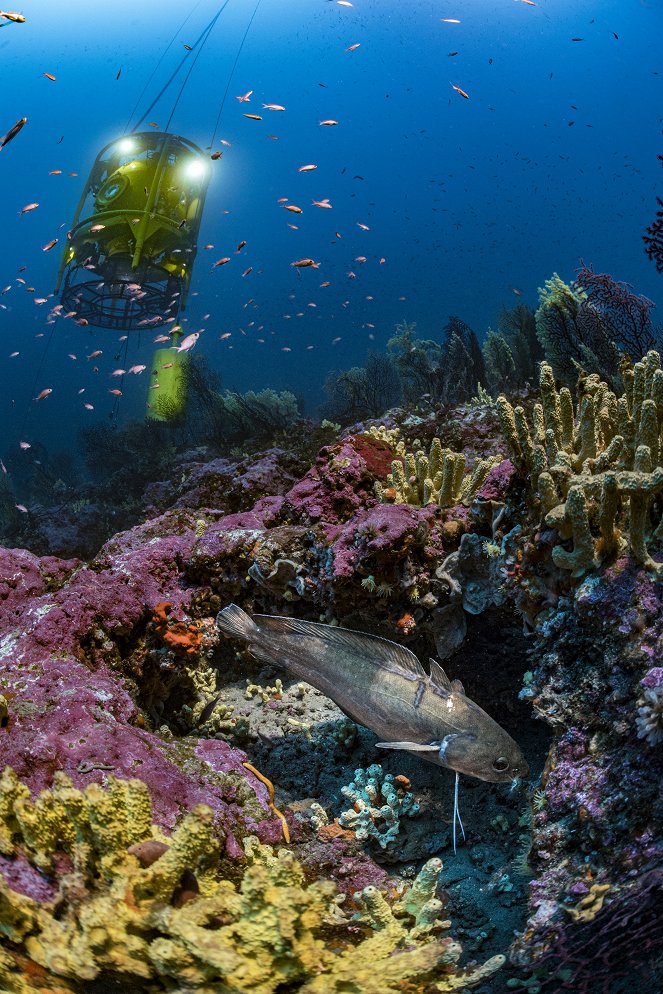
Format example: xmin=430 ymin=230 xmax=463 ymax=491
xmin=42 ymin=238 xmax=58 ymax=251
xmin=19 ymin=441 xmax=31 ymax=450
xmin=235 ymin=90 xmax=253 ymax=102
xmin=210 ymin=151 xmax=222 ymax=160
xmin=312 ymin=198 xmax=332 ymax=208
xmin=345 ymin=43 xmax=361 ymax=52
xmin=319 ymin=120 xmax=338 ymax=126
xmin=284 ymin=204 xmax=302 ymax=214
xmin=219 ymin=332 xmax=232 ymax=340
xmin=262 ymin=103 xmax=285 ymax=111
xmin=0 ymin=11 xmax=26 ymax=22
xmin=87 ymin=350 xmax=103 ymax=359
xmin=236 ymin=240 xmax=247 ymax=252
xmin=242 ymin=267 xmax=253 ymax=277
xmin=148 ymin=121 xmax=159 ymax=128
xmin=291 ymin=258 xmax=320 ymax=269
xmin=243 ymin=113 xmax=262 ymax=120
xmin=298 ymin=164 xmax=317 ymax=172
xmin=42 ymin=72 xmax=56 ymax=81
xmin=84 ymin=403 xmax=94 ymax=410
xmin=34 ymin=388 xmax=52 ymax=401
xmin=15 ymin=504 xmax=28 ymax=513
xmin=357 ymin=222 xmax=370 ymax=230
xmin=450 ymin=82 xmax=470 ymax=99
xmin=48 ymin=169 xmax=62 ymax=175
xmin=18 ymin=202 xmax=38 ymax=214
xmin=214 ymin=257 xmax=231 ymax=267
xmin=511 ymin=287 xmax=523 ymax=296
xmin=108 ymin=388 xmax=123 ymax=397
xmin=441 ymin=18 xmax=461 ymax=23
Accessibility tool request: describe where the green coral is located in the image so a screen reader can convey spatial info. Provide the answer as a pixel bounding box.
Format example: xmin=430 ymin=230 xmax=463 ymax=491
xmin=0 ymin=770 xmax=504 ymax=994
xmin=497 ymin=353 xmax=663 ymax=577
xmin=339 ymin=764 xmax=419 ymax=849
xmin=376 ymin=436 xmax=502 ymax=508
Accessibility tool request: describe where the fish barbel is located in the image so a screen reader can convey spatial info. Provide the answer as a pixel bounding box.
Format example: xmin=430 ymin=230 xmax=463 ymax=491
xmin=216 ymin=605 xmax=528 ymax=784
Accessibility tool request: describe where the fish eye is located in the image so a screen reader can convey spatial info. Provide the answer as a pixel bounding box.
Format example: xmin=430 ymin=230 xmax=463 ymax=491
xmin=492 ymin=757 xmax=510 ymax=772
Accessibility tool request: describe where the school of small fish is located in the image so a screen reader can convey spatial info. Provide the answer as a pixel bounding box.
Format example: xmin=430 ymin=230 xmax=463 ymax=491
xmin=0 ymin=0 xmax=645 ymax=514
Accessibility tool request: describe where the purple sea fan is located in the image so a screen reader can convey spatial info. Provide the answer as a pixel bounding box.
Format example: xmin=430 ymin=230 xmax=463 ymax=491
xmin=575 ymin=263 xmax=658 ymax=360
xmin=643 ymin=155 xmax=663 ymax=273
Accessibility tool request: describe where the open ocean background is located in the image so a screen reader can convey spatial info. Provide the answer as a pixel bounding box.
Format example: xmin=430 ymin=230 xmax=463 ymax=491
xmin=0 ymin=0 xmax=661 ymax=453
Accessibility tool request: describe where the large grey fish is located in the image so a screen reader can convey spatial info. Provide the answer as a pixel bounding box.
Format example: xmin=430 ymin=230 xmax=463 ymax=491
xmin=216 ymin=604 xmax=528 ymax=784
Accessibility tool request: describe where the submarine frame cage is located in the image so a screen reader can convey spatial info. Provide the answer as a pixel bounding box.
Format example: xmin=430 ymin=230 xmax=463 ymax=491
xmin=54 ymin=132 xmax=211 ymax=332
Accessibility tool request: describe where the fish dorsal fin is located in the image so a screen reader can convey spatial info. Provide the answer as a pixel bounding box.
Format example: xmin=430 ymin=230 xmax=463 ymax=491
xmin=428 ymin=658 xmax=453 ymax=696
xmin=255 ymin=614 xmax=425 ymax=682
xmin=451 ymin=678 xmax=466 ymax=695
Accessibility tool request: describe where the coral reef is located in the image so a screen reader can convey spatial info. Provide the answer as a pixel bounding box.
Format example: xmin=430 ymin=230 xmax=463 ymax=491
xmin=4 ymin=320 xmax=663 ymax=990
xmin=497 ymin=353 xmax=663 ymax=577
xmin=375 ymin=434 xmax=502 ymax=509
xmin=338 ymin=765 xmax=420 ymax=849
xmin=0 ymin=772 xmax=502 ymax=994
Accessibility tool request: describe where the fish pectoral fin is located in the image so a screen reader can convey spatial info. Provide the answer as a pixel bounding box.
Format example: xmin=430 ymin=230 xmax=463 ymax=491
xmin=375 ymin=740 xmax=440 ymax=752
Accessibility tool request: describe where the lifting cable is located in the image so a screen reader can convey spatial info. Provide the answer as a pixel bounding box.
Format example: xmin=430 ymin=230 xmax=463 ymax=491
xmin=124 ymin=0 xmax=206 ymax=134
xmin=131 ymin=0 xmax=232 ymax=135
xmin=208 ymin=0 xmax=263 ymax=150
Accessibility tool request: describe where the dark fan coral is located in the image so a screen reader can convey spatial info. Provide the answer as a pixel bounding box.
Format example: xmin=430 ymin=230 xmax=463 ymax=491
xmin=642 ymin=155 xmax=663 ymax=273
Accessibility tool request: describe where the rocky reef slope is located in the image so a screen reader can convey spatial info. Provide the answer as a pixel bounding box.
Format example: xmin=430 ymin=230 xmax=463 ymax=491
xmin=1 ymin=360 xmax=662 ymax=992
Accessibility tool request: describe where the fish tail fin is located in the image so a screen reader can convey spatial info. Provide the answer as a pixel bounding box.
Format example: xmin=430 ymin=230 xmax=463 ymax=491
xmin=216 ymin=604 xmax=260 ymax=642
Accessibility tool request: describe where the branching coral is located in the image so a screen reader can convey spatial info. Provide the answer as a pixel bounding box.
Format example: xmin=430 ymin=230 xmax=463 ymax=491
xmin=535 ymin=273 xmax=622 ymax=385
xmin=363 ymin=423 xmax=402 ymax=449
xmin=375 ymin=435 xmax=502 ymax=509
xmin=497 ymin=354 xmax=663 ymax=577
xmin=0 ymin=770 xmax=503 ymax=994
xmin=338 ymin=764 xmax=419 ymax=849
xmin=321 ymin=351 xmax=402 ymax=424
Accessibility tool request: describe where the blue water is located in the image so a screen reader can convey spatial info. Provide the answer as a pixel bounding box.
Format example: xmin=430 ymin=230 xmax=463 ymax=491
xmin=0 ymin=0 xmax=661 ymax=453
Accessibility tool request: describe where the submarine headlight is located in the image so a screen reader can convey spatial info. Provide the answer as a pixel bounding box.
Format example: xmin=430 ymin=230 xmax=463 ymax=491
xmin=184 ymin=158 xmax=207 ymax=180
xmin=117 ymin=138 xmax=136 ymax=154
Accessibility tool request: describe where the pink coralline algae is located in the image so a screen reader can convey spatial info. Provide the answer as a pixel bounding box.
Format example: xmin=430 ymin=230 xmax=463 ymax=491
xmin=0 ymin=535 xmax=282 ymax=857
xmin=325 ymin=503 xmax=439 ymax=579
xmin=476 ymin=458 xmax=516 ymax=501
xmin=283 ymin=435 xmax=391 ymax=524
